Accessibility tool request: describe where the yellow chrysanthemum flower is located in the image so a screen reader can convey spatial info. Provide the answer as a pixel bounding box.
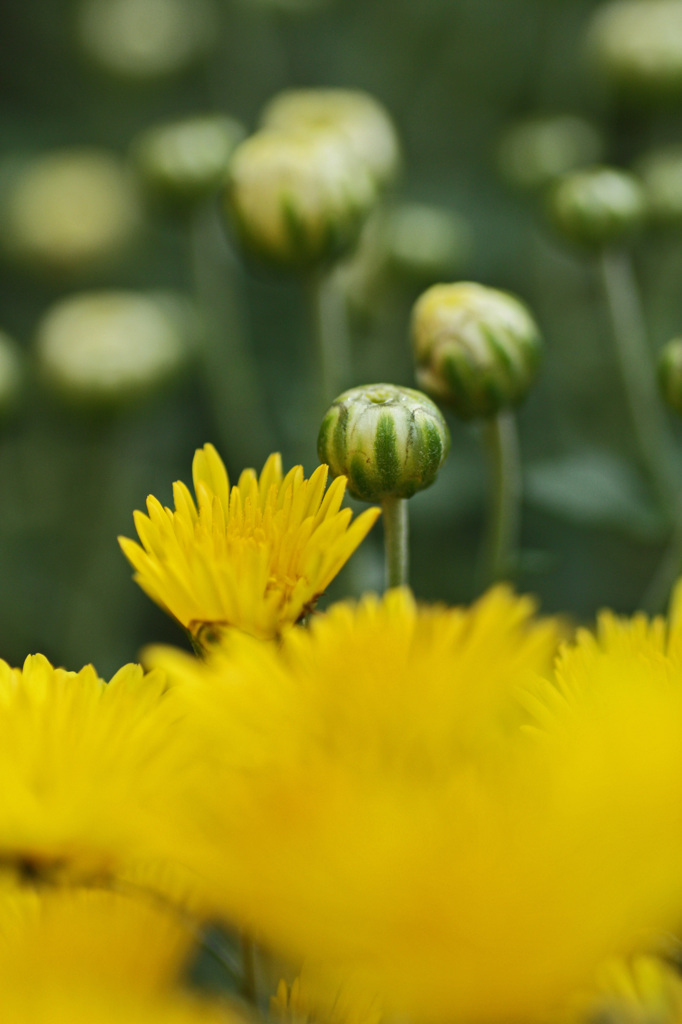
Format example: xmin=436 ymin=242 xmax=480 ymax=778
xmin=147 ymin=586 xmax=682 ymax=1024
xmin=0 ymin=879 xmax=240 ymax=1023
xmin=271 ymin=971 xmax=382 ymax=1024
xmin=564 ymin=954 xmax=682 ymax=1024
xmin=120 ymin=444 xmax=380 ymax=642
xmin=0 ymin=887 xmax=195 ymax=992
xmin=0 ymin=653 xmax=188 ymax=882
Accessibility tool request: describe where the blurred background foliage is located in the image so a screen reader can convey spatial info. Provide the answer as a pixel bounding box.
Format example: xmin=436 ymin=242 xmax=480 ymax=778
xmin=2 ymin=0 xmax=682 ymax=674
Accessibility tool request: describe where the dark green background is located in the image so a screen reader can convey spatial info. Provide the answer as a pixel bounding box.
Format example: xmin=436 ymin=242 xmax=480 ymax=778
xmin=2 ymin=0 xmax=682 ymax=674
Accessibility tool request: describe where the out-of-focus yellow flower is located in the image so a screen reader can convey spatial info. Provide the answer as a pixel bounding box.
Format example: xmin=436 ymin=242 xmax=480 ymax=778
xmin=0 ymin=653 xmax=185 ymax=883
xmin=562 ymin=954 xmax=682 ymax=1024
xmin=147 ymin=586 xmax=682 ymax=1024
xmin=271 ymin=971 xmax=382 ymax=1024
xmin=0 ymin=885 xmax=242 ymax=1022
xmin=0 ymin=887 xmax=195 ymax=993
xmin=120 ymin=444 xmax=380 ymax=642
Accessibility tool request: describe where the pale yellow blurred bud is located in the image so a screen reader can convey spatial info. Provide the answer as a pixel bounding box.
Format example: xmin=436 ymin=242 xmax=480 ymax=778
xmin=2 ymin=149 xmax=140 ymax=277
xmin=35 ymin=291 xmax=190 ymax=410
xmin=226 ymin=128 xmax=377 ymax=270
xmin=498 ymin=115 xmax=604 ymax=191
xmin=261 ymin=88 xmax=400 ymax=191
xmin=587 ymin=0 xmax=682 ymax=97
xmin=636 ymin=145 xmax=682 ymax=226
xmin=132 ymin=114 xmax=246 ymax=211
xmin=76 ymin=0 xmax=218 ymax=81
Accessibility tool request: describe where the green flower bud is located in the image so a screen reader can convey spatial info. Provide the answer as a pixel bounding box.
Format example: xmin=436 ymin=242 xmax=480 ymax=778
xmin=411 ymin=282 xmax=542 ymax=421
xmin=587 ymin=0 xmax=682 ymax=98
xmin=385 ymin=202 xmax=472 ymax=283
xmin=132 ymin=114 xmax=246 ymax=210
xmin=76 ymin=0 xmax=217 ymax=81
xmin=497 ymin=115 xmax=604 ymax=192
xmin=261 ymin=89 xmax=400 ymax=192
xmin=35 ymin=291 xmax=189 ymax=410
xmin=0 ymin=331 xmax=23 ymax=416
xmin=658 ymin=338 xmax=682 ymax=415
xmin=636 ymin=145 xmax=682 ymax=226
xmin=318 ymin=383 xmax=450 ymax=502
xmin=226 ymin=129 xmax=376 ymax=271
xmin=548 ymin=167 xmax=647 ymax=249
xmin=2 ymin=149 xmax=140 ymax=277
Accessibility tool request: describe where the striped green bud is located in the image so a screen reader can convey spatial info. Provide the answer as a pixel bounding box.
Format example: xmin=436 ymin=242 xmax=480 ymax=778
xmin=548 ymin=167 xmax=646 ymax=250
xmin=318 ymin=384 xmax=450 ymax=502
xmin=76 ymin=0 xmax=217 ymax=81
xmin=411 ymin=282 xmax=542 ymax=421
xmin=2 ymin=149 xmax=140 ymax=278
xmin=587 ymin=0 xmax=682 ymax=98
xmin=132 ymin=114 xmax=246 ymax=210
xmin=261 ymin=89 xmax=400 ymax=192
xmin=658 ymin=338 xmax=682 ymax=415
xmin=226 ymin=129 xmax=377 ymax=271
xmin=35 ymin=290 xmax=189 ymax=410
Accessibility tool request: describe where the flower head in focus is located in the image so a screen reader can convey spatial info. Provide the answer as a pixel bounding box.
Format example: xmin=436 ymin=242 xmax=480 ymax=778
xmin=120 ymin=444 xmax=380 ymax=642
xmin=0 ymin=653 xmax=184 ymax=883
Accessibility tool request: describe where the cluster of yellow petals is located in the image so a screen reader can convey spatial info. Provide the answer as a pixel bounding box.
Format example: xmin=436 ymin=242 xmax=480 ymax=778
xmin=119 ymin=445 xmax=380 ymax=641
xmin=563 ymin=954 xmax=682 ymax=1024
xmin=0 ymin=653 xmax=185 ymax=882
xmin=0 ymin=887 xmax=239 ymax=1024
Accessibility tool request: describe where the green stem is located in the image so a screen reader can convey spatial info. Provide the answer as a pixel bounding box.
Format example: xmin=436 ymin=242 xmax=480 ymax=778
xmin=599 ymin=247 xmax=681 ymax=516
xmin=641 ymin=513 xmax=682 ymax=614
xmin=381 ymin=495 xmax=409 ymax=589
xmin=481 ymin=411 xmax=522 ymax=584
xmin=308 ymin=268 xmax=353 ymax=416
xmin=189 ymin=205 xmax=275 ymax=468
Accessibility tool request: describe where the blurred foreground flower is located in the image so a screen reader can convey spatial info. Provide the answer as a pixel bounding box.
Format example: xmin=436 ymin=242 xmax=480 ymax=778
xmin=0 ymin=889 xmax=238 ymax=1024
xmin=151 ymin=586 xmax=682 ymax=1023
xmin=35 ymin=290 xmax=190 ymax=410
xmin=225 ymin=129 xmax=376 ymax=270
xmin=0 ymin=654 xmax=183 ymax=883
xmin=76 ymin=0 xmax=218 ymax=81
xmin=1 ymin=149 xmax=139 ymax=277
xmin=147 ymin=586 xmax=673 ymax=1024
xmin=120 ymin=444 xmax=380 ymax=642
xmin=563 ymin=954 xmax=682 ymax=1024
xmin=261 ymin=89 xmax=400 ymax=192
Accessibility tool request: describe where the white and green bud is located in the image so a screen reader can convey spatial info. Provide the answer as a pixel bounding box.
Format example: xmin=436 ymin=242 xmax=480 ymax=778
xmin=658 ymin=338 xmax=682 ymax=415
xmin=226 ymin=128 xmax=376 ymax=271
xmin=318 ymin=383 xmax=450 ymax=503
xmin=411 ymin=282 xmax=542 ymax=421
xmin=132 ymin=114 xmax=246 ymax=210
xmin=35 ymin=290 xmax=189 ymax=410
xmin=76 ymin=0 xmax=217 ymax=81
xmin=0 ymin=331 xmax=23 ymax=416
xmin=497 ymin=115 xmax=604 ymax=192
xmin=636 ymin=145 xmax=682 ymax=226
xmin=385 ymin=202 xmax=472 ymax=283
xmin=261 ymin=88 xmax=400 ymax=192
xmin=587 ymin=0 xmax=682 ymax=98
xmin=2 ymin=149 xmax=140 ymax=277
xmin=548 ymin=167 xmax=647 ymax=249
